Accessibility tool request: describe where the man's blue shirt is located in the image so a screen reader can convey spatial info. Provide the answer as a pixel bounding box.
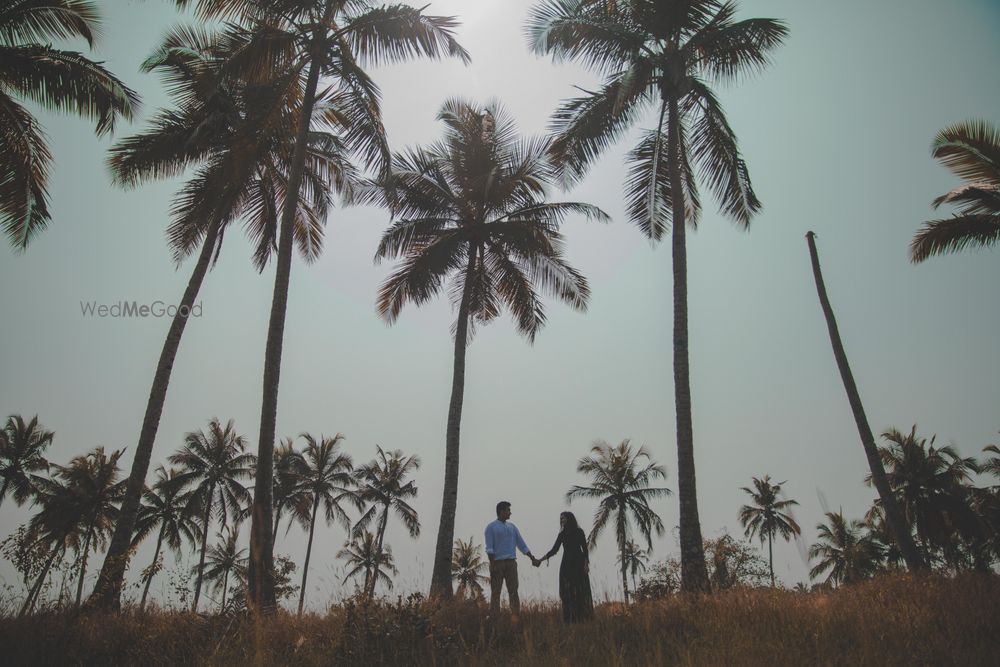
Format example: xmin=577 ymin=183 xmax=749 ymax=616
xmin=485 ymin=519 xmax=530 ymax=561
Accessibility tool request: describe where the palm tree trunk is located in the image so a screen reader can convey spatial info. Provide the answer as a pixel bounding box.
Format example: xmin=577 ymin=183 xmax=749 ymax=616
xmin=139 ymin=521 xmax=167 ymax=611
xmin=0 ymin=477 xmax=9 ymax=508
xmin=297 ymin=497 xmax=320 ymax=616
xmin=248 ymin=13 xmax=331 ymax=615
xmin=667 ymin=96 xmax=709 ymax=593
xmin=616 ymin=509 xmax=630 ymax=605
xmin=221 ymin=569 xmax=228 ymax=611
xmin=75 ymin=518 xmax=97 ymax=606
xmin=367 ymin=505 xmax=390 ymax=598
xmin=20 ymin=542 xmax=64 ymax=617
xmin=429 ymin=246 xmax=480 ymax=598
xmin=272 ymin=507 xmax=282 ymax=546
xmin=804 ymin=232 xmax=925 ymax=571
xmin=90 ymin=217 xmax=223 ymax=611
xmin=768 ymin=532 xmax=774 ymax=587
xmin=192 ymin=483 xmax=216 ymax=612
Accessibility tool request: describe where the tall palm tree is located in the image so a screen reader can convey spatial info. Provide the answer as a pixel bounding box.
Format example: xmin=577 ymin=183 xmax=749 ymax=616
xmin=366 ymin=99 xmax=606 ymax=597
xmin=0 ymin=415 xmax=54 ymax=508
xmin=451 ymin=537 xmax=489 ymax=598
xmin=181 ymin=0 xmax=469 ymax=613
xmin=738 ymin=475 xmax=800 ymax=586
xmin=0 ymin=0 xmax=139 ymax=249
xmin=131 ymin=466 xmax=201 ymax=611
xmin=567 ymin=439 xmax=670 ymax=604
xmin=353 ymin=446 xmax=419 ymax=597
xmin=91 ymin=25 xmax=356 ymax=610
xmin=272 ymin=438 xmax=310 ymax=547
xmin=805 ymin=231 xmax=926 ymax=571
xmin=527 ymin=0 xmax=788 ymax=593
xmin=871 ymin=426 xmax=979 ymax=567
xmin=618 ymin=539 xmax=650 ymax=592
xmin=808 ymin=511 xmax=881 ymax=587
xmin=296 ymin=433 xmax=357 ymax=615
xmin=910 ymin=120 xmax=1000 ymax=262
xmin=201 ymin=525 xmax=247 ymax=611
xmin=169 ymin=418 xmax=255 ymax=612
xmin=21 ymin=447 xmax=126 ymax=613
xmin=338 ymin=530 xmax=396 ymax=594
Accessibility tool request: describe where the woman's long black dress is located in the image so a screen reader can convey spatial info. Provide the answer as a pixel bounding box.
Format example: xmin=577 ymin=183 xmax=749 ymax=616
xmin=542 ymin=526 xmax=594 ymax=622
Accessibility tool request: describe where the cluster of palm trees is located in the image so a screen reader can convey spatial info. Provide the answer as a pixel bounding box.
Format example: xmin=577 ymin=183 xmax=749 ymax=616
xmin=0 ymin=414 xmax=422 ymax=614
xmin=4 ymin=0 xmax=998 ymax=614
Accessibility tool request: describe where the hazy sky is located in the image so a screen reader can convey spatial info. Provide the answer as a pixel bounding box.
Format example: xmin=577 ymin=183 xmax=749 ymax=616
xmin=2 ymin=0 xmax=999 ymax=609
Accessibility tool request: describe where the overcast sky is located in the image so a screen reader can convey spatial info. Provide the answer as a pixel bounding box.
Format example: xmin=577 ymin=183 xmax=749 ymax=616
xmin=2 ymin=0 xmax=999 ymax=610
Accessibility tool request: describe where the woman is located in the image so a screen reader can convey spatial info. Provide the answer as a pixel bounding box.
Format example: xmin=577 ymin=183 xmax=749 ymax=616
xmin=538 ymin=511 xmax=594 ymax=622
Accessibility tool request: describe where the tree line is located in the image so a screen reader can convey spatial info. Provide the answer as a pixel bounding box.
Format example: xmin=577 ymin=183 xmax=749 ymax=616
xmin=3 ymin=0 xmax=998 ymax=615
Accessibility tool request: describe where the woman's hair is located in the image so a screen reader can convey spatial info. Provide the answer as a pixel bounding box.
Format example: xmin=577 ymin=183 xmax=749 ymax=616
xmin=560 ymin=511 xmax=580 ymax=532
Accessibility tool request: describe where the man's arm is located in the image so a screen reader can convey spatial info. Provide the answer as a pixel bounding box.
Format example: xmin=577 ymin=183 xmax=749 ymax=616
xmin=485 ymin=523 xmax=495 ymax=563
xmin=514 ymin=525 xmax=535 ymax=563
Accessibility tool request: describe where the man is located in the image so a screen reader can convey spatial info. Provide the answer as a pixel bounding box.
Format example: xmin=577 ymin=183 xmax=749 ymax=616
xmin=485 ymin=500 xmax=538 ymax=619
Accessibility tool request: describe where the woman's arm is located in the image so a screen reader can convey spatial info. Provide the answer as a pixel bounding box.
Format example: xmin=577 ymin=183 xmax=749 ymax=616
xmin=541 ymin=531 xmax=564 ymax=561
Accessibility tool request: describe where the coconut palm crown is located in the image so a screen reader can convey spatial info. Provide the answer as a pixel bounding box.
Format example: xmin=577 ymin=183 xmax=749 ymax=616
xmin=1 ymin=0 xmax=139 ymax=249
xmin=910 ymin=120 xmax=1000 ymax=262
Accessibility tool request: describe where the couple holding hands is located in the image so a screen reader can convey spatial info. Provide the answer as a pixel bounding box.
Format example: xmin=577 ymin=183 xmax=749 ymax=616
xmin=484 ymin=501 xmax=594 ymax=623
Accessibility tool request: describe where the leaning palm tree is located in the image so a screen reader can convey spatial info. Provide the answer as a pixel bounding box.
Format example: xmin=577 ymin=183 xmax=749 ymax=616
xmin=0 ymin=0 xmax=139 ymax=249
xmin=910 ymin=120 xmax=1000 ymax=262
xmin=169 ymin=418 xmax=255 ymax=612
xmin=296 ymin=433 xmax=358 ymax=615
xmin=272 ymin=438 xmax=310 ymax=547
xmin=21 ymin=447 xmax=126 ymax=613
xmin=338 ymin=530 xmax=397 ymax=595
xmin=567 ymin=439 xmax=670 ymax=604
xmin=451 ymin=537 xmax=489 ymax=598
xmin=366 ymin=99 xmax=606 ymax=597
xmin=179 ymin=0 xmax=469 ymax=613
xmin=527 ymin=0 xmax=788 ymax=593
xmin=0 ymin=415 xmax=54 ymax=508
xmin=738 ymin=475 xmax=800 ymax=586
xmin=618 ymin=540 xmax=650 ymax=593
xmin=808 ymin=511 xmax=882 ymax=587
xmin=353 ymin=446 xmax=420 ymax=597
xmin=131 ymin=466 xmax=201 ymax=611
xmin=805 ymin=231 xmax=926 ymax=571
xmin=201 ymin=525 xmax=248 ymax=611
xmin=91 ymin=26 xmax=356 ymax=610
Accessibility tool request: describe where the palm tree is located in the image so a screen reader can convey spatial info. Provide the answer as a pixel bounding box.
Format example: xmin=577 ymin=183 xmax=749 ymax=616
xmin=366 ymin=99 xmax=606 ymax=598
xmin=181 ymin=0 xmax=469 ymax=613
xmin=169 ymin=418 xmax=255 ymax=612
xmin=0 ymin=0 xmax=139 ymax=249
xmin=809 ymin=511 xmax=881 ymax=587
xmin=296 ymin=433 xmax=357 ymax=615
xmin=0 ymin=415 xmax=54 ymax=508
xmin=338 ymin=530 xmax=396 ymax=594
xmin=272 ymin=438 xmax=310 ymax=547
xmin=618 ymin=540 xmax=650 ymax=593
xmin=21 ymin=447 xmax=126 ymax=614
xmin=567 ymin=439 xmax=670 ymax=604
xmin=201 ymin=525 xmax=248 ymax=611
xmin=805 ymin=231 xmax=926 ymax=571
xmin=353 ymin=446 xmax=419 ymax=597
xmin=910 ymin=120 xmax=1000 ymax=262
xmin=871 ymin=426 xmax=979 ymax=567
xmin=451 ymin=537 xmax=489 ymax=598
xmin=131 ymin=466 xmax=201 ymax=611
xmin=738 ymin=475 xmax=800 ymax=586
xmin=527 ymin=0 xmax=788 ymax=593
xmin=91 ymin=25 xmax=355 ymax=610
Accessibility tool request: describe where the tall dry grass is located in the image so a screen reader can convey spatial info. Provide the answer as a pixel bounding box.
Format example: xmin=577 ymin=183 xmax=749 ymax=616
xmin=0 ymin=573 xmax=997 ymax=666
